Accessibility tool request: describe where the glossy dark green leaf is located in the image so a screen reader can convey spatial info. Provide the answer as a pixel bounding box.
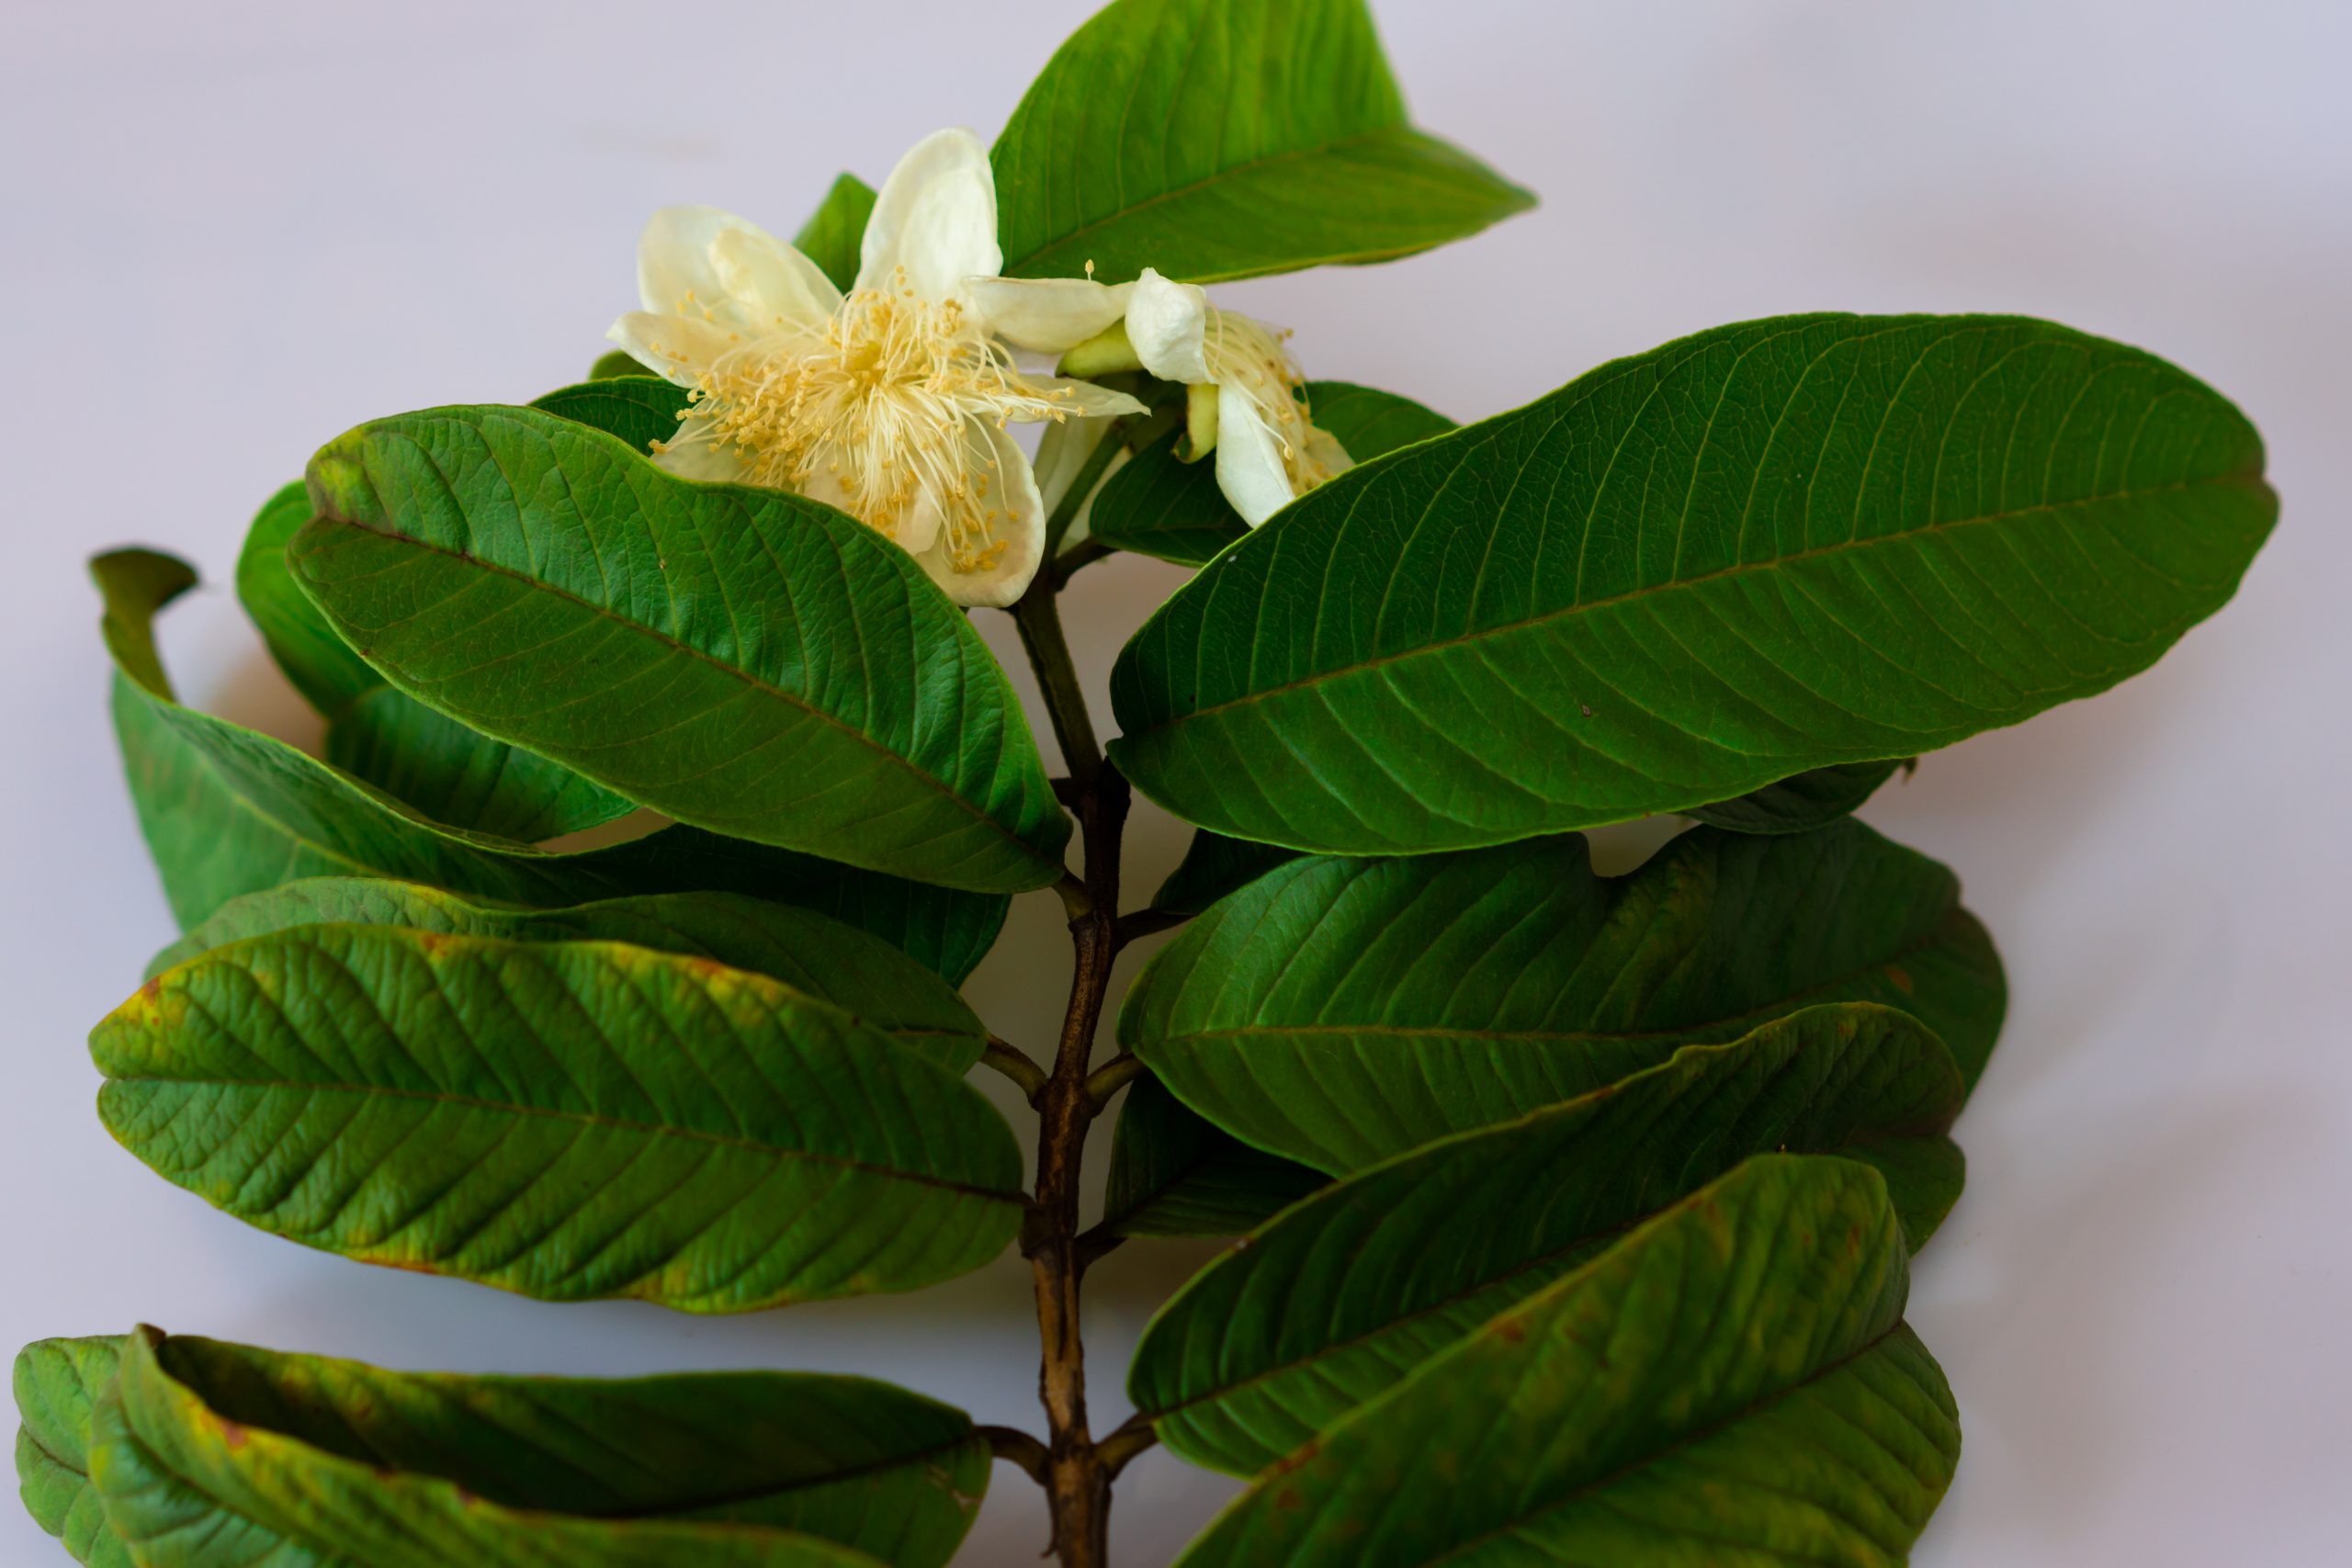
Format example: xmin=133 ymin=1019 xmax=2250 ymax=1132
xmin=794 ymin=173 xmax=876 ymax=294
xmin=99 ymin=551 xmax=1008 ymax=977
xmin=94 ymin=926 xmax=1025 ymax=1310
xmin=1687 ymin=758 xmax=1909 ymax=835
xmin=235 ymin=481 xmax=376 ymax=714
xmin=531 ymin=374 xmax=695 ymax=457
xmin=146 ymin=879 xmax=986 ymax=1070
xmin=994 ymin=0 xmax=1532 ymax=284
xmin=1124 ymin=820 xmax=2005 ymax=1172
xmin=14 ymin=1336 xmax=131 ymax=1568
xmin=1151 ymin=830 xmax=1300 ymax=917
xmin=1173 ymin=1156 xmax=1960 ymax=1566
xmin=1111 ymin=314 xmax=2278 ymax=853
xmin=1131 ymin=1004 xmax=1962 ymax=1476
xmin=1101 ymin=1075 xmax=1326 ymax=1239
xmin=326 ymin=684 xmax=637 ymax=841
xmin=1089 ymin=382 xmax=1457 ymax=567
xmin=90 ymin=1326 xmax=984 ymax=1567
xmin=295 ymin=405 xmax=1069 ymax=892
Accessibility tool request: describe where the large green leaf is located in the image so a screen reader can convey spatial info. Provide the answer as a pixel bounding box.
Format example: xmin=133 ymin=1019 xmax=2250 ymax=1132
xmin=531 ymin=375 xmax=695 ymax=458
xmin=993 ymin=0 xmax=1532 ymax=284
xmin=14 ymin=1336 xmax=132 ymax=1568
xmin=1686 ymin=758 xmax=1908 ymax=835
xmin=1124 ymin=820 xmax=2004 ymax=1172
xmin=98 ymin=549 xmax=1006 ymax=979
xmin=1173 ymin=1155 xmax=1960 ymax=1566
xmin=235 ymin=481 xmax=376 ymax=714
xmin=1100 ymin=1075 xmax=1326 ymax=1239
xmin=93 ymin=926 xmax=1024 ymax=1311
xmin=325 ymin=684 xmax=637 ymax=842
xmin=1088 ymin=382 xmax=1457 ymax=567
xmin=794 ymin=173 xmax=876 ymax=294
xmin=236 ymin=486 xmax=637 ymax=840
xmin=1150 ymin=829 xmax=1300 ymax=917
xmin=89 ymin=1327 xmax=985 ymax=1567
xmin=1111 ymin=314 xmax=2278 ymax=853
xmin=294 ymin=405 xmax=1069 ymax=892
xmin=1130 ymin=1004 xmax=1962 ymax=1477
xmin=146 ymin=879 xmax=986 ymax=1070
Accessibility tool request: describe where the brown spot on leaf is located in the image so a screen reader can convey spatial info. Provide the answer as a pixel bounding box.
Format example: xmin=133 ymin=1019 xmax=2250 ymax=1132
xmin=1884 ymin=964 xmax=1915 ymax=995
xmin=1494 ymin=1315 xmax=1528 ymax=1345
xmin=216 ymin=1416 xmax=249 ymax=1450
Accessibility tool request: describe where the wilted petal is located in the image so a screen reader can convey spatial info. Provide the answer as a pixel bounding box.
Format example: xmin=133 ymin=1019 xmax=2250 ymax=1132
xmin=1216 ymin=382 xmax=1296 ymax=526
xmin=1125 ymin=267 xmax=1212 ymax=383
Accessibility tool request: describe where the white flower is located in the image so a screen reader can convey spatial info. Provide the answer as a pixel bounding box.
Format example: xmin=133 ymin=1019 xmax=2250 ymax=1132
xmin=607 ymin=129 xmax=1143 ymax=607
xmin=970 ymin=267 xmax=1352 ymax=526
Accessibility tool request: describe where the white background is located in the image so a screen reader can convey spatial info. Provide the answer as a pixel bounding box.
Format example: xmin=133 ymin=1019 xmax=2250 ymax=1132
xmin=4 ymin=1 xmax=2347 ymax=1562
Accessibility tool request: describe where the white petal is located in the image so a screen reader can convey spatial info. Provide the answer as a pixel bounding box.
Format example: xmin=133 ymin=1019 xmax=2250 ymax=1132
xmin=1215 ymin=383 xmax=1297 ymax=526
xmin=650 ymin=412 xmax=747 ymax=482
xmin=858 ymin=128 xmax=1001 ymax=302
xmin=1028 ymin=376 xmax=1149 ymax=421
xmin=711 ymin=225 xmax=841 ymax=328
xmin=966 ymin=276 xmax=1133 ymax=353
xmin=916 ymin=419 xmax=1043 ymax=607
xmin=1035 ymin=415 xmax=1110 ymax=517
xmin=1059 ymin=446 xmax=1127 ymax=552
xmin=1125 ymin=267 xmax=1212 ymax=383
xmin=606 ymin=310 xmax=740 ymax=387
xmin=637 ymin=206 xmax=787 ymax=331
xmin=801 ymin=461 xmax=943 ymax=554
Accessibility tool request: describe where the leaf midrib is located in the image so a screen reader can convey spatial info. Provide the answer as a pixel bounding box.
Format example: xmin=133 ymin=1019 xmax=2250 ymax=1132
xmin=1148 ymin=909 xmax=1974 ymax=1054
xmin=303 ymin=506 xmax=1055 ymax=878
xmin=107 ymin=1074 xmax=1019 ymax=1204
xmin=1123 ymin=471 xmax=2269 ymax=735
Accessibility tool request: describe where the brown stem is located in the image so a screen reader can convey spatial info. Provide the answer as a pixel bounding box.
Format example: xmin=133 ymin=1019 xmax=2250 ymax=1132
xmin=1009 ymin=576 xmax=1137 ymax=1566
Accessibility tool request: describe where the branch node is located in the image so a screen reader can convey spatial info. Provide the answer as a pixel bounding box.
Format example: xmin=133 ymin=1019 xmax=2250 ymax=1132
xmin=978 ymin=1425 xmax=1051 ymax=1483
xmin=980 ymin=1039 xmax=1050 ymax=1104
xmin=1082 ymin=1052 xmax=1148 ymax=1112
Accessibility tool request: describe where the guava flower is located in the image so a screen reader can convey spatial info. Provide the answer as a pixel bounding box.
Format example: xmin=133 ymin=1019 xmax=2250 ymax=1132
xmin=607 ymin=129 xmax=1142 ymax=606
xmin=971 ymin=267 xmax=1352 ymax=526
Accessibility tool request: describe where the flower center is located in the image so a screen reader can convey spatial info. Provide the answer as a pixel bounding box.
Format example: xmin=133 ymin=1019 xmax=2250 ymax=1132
xmin=678 ymin=271 xmax=1078 ymax=573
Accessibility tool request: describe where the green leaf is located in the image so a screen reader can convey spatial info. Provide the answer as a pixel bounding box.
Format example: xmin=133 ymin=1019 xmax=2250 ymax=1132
xmin=532 ymin=374 xmax=695 ymax=457
xmin=1111 ymin=314 xmax=2278 ymax=853
xmin=1101 ymin=1075 xmax=1326 ymax=1239
xmin=326 ymin=684 xmax=638 ymax=841
xmin=93 ymin=926 xmax=1025 ymax=1311
xmin=1172 ymin=1156 xmax=1959 ymax=1566
xmin=1130 ymin=1004 xmax=1962 ymax=1476
xmin=235 ymin=482 xmax=377 ymax=714
xmin=146 ymin=879 xmax=986 ymax=1070
xmin=295 ymin=404 xmax=1069 ymax=893
xmin=1090 ymin=382 xmax=1457 ymax=567
xmin=235 ymin=484 xmax=639 ymax=840
xmin=794 ymin=174 xmax=877 ymax=294
xmin=1124 ymin=820 xmax=2005 ymax=1172
xmin=15 ymin=1336 xmax=132 ymax=1567
xmin=993 ymin=0 xmax=1532 ymax=284
xmin=1151 ymin=830 xmax=1300 ymax=916
xmin=1686 ymin=758 xmax=1908 ymax=835
xmin=101 ymin=550 xmax=1006 ymax=976
xmin=90 ymin=1326 xmax=984 ymax=1567
xmin=589 ymin=347 xmax=646 ymax=380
